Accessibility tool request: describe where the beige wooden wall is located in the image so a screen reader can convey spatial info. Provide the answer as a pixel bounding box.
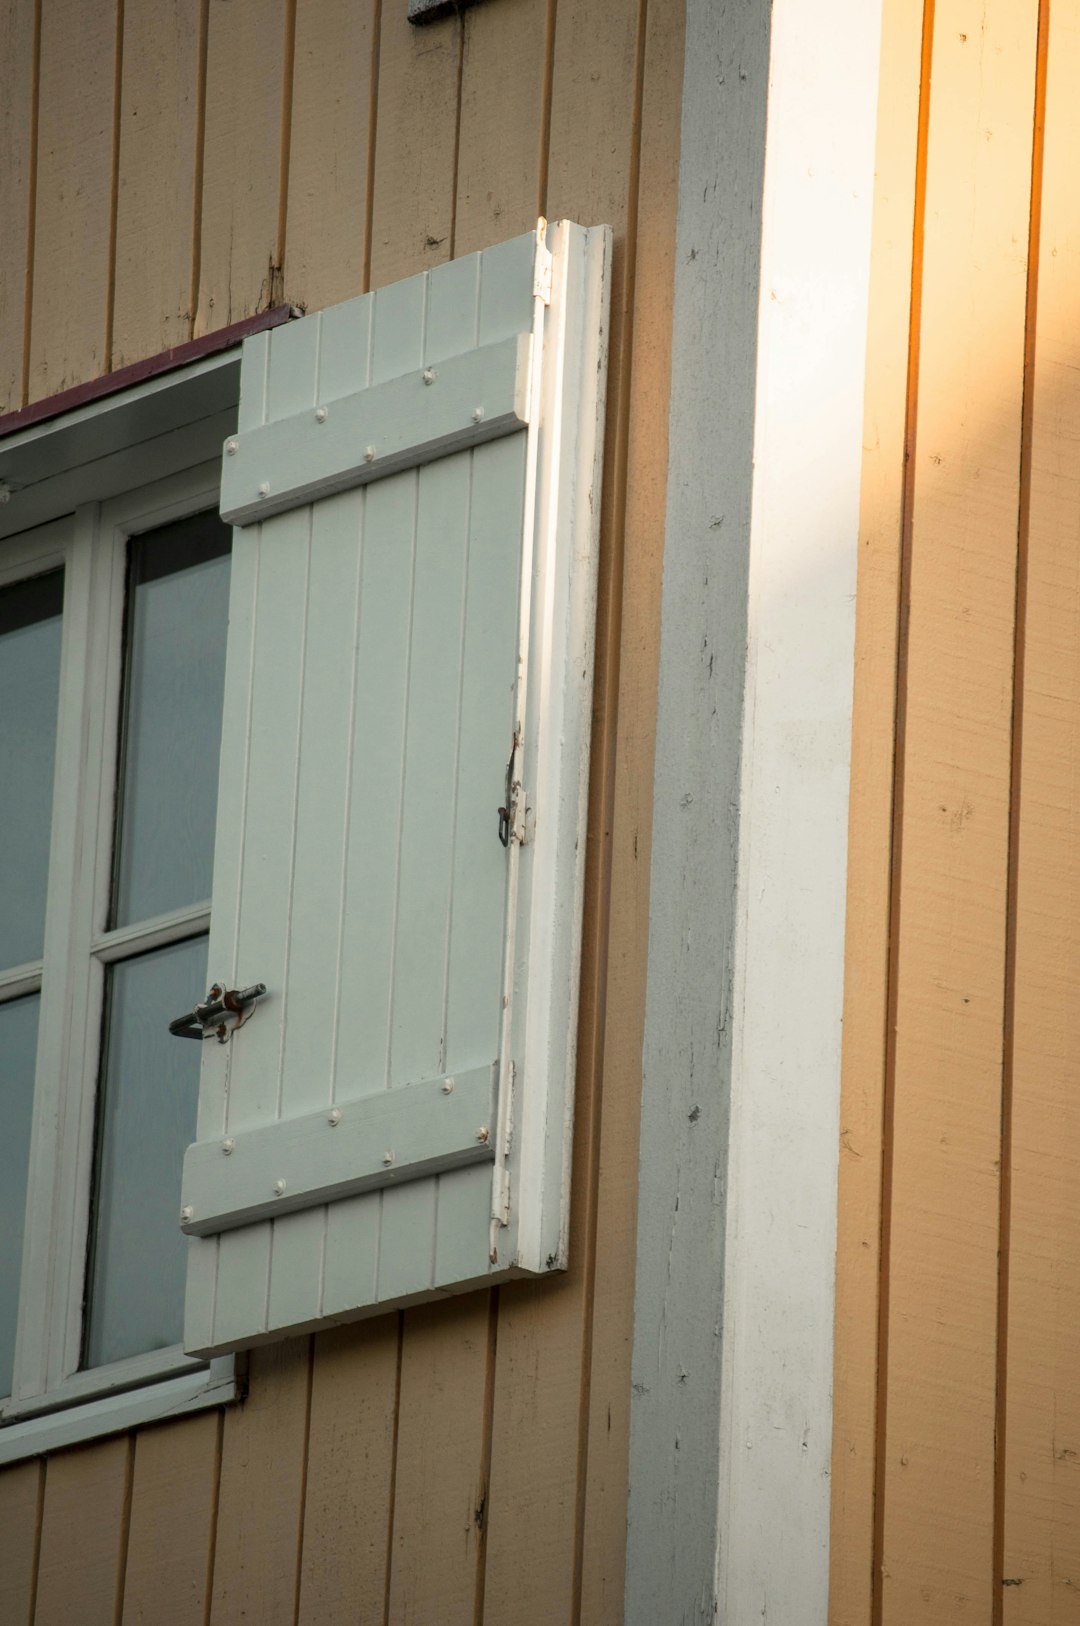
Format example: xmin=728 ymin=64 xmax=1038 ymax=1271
xmin=0 ymin=0 xmax=684 ymax=1620
xmin=831 ymin=0 xmax=1080 ymax=1621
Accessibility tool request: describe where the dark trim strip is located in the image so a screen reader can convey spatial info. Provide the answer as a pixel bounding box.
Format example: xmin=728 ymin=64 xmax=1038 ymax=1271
xmin=0 ymin=307 xmax=295 ymax=441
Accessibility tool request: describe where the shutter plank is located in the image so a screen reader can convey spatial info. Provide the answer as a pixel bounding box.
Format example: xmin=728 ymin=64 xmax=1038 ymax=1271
xmin=376 ymin=1181 xmax=441 ymax=1306
xmin=445 ymin=432 xmax=524 ymax=1070
xmin=386 ymin=451 xmax=472 ymax=1087
xmin=434 ymin=1163 xmax=497 ymax=1288
xmin=214 ymin=316 xmax=321 ymax=1348
xmin=266 ymin=485 xmax=363 ymax=1333
xmin=186 ymin=331 xmax=270 ymax=1355
xmin=364 ymin=264 xmax=440 ymax=1305
xmin=322 ymin=469 xmax=418 ymax=1320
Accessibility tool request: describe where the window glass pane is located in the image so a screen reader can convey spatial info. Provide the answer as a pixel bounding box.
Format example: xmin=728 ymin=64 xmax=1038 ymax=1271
xmin=0 ymin=996 xmax=39 ymax=1398
xmin=113 ymin=513 xmax=231 ymax=927
xmin=84 ymin=935 xmax=207 ymax=1369
xmin=0 ymin=570 xmax=63 ymax=968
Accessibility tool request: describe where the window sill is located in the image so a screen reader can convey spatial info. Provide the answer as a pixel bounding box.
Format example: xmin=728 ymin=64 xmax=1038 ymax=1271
xmin=0 ymin=1356 xmax=236 ymax=1465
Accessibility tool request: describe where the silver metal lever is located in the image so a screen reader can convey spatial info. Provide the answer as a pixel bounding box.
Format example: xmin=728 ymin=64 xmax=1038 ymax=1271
xmin=169 ymin=982 xmax=266 ymax=1043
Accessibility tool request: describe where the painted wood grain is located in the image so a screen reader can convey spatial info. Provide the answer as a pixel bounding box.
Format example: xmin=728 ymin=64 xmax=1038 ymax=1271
xmin=111 ymin=0 xmax=200 ymax=366
xmin=879 ymin=3 xmax=1038 ymax=1619
xmin=120 ymin=1413 xmax=220 ymax=1626
xmin=195 ymin=0 xmax=289 ymax=335
xmin=482 ymin=0 xmax=643 ymax=1617
xmin=27 ymin=0 xmax=117 ymax=400
xmin=296 ymin=1320 xmax=399 ymax=1626
xmin=209 ymin=1340 xmax=310 ymax=1624
xmin=0 ymin=1461 xmax=42 ymax=1625
xmin=828 ymin=2 xmax=925 ymax=1622
xmin=576 ymin=0 xmax=682 ymax=1619
xmin=1001 ymin=2 xmax=1080 ymax=1618
xmin=34 ymin=1437 xmax=130 ymax=1626
xmin=284 ymin=0 xmax=375 ymax=312
xmin=453 ymin=0 xmax=548 ymax=258
xmin=386 ymin=1298 xmax=491 ymax=1624
xmin=367 ymin=2 xmax=460 ymax=287
xmin=0 ymin=0 xmax=36 ymax=412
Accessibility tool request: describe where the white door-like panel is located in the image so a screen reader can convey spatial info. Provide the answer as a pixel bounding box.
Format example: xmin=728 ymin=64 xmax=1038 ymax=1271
xmin=183 ymin=223 xmax=610 ymax=1356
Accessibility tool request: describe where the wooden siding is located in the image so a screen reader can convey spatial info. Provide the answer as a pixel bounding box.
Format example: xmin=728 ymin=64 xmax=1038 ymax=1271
xmin=832 ymin=0 xmax=1080 ymax=1622
xmin=0 ymin=1 xmax=683 ymax=1624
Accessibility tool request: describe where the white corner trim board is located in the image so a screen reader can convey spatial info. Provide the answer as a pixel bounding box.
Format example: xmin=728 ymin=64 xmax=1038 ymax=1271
xmin=627 ymin=0 xmax=884 ymax=1621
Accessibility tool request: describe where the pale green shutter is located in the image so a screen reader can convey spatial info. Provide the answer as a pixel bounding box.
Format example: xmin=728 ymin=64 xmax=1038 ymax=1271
xmin=182 ymin=223 xmax=611 ymax=1356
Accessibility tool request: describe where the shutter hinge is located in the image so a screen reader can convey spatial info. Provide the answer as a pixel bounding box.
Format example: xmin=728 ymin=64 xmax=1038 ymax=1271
xmin=498 ymin=735 xmax=529 ymax=847
xmin=533 ymin=242 xmax=553 ymax=306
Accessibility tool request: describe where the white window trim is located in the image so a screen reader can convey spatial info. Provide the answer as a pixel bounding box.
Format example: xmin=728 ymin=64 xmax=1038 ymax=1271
xmin=0 ymin=388 xmax=241 ymax=1462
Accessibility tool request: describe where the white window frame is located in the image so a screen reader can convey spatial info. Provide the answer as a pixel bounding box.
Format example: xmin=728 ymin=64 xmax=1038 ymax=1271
xmin=0 ymin=389 xmax=239 ymax=1465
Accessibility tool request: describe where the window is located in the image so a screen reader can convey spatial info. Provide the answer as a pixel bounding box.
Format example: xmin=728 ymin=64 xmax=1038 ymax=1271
xmin=0 ymin=381 xmax=240 ymax=1462
xmin=0 ymin=224 xmax=610 ymax=1444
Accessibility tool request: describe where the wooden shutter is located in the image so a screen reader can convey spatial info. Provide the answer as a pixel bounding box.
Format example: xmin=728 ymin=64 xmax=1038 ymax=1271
xmin=182 ymin=222 xmax=611 ymax=1356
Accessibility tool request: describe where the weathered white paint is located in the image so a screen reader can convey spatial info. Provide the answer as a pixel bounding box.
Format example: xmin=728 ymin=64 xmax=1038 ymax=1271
xmin=627 ymin=0 xmax=883 ymax=1620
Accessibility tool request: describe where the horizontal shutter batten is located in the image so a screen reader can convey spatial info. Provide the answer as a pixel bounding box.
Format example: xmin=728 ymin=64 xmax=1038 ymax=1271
xmin=220 ymin=333 xmax=532 ymax=525
xmin=181 ymin=1065 xmax=497 ymax=1235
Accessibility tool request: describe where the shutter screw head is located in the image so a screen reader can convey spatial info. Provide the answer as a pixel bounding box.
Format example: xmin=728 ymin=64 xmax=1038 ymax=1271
xmin=315 ymin=406 xmax=328 ymax=423
xmin=422 ymin=367 xmax=436 ymax=385
xmin=181 ymin=1205 xmax=193 ymax=1223
xmin=222 ymin=1138 xmax=235 ymax=1155
xmin=477 ymin=1126 xmax=490 ymax=1144
xmin=225 ymin=439 xmax=239 ymax=456
xmin=441 ymin=1077 xmax=455 ymax=1095
xmin=274 ymin=1179 xmax=287 ymax=1196
xmin=257 ymin=482 xmax=270 ymax=498
xmin=364 ymin=446 xmax=376 ymax=463
xmin=328 ymin=1108 xmax=342 ymax=1126
xmin=382 ymin=1150 xmax=394 ymax=1166
xmin=472 ymin=406 xmax=485 ymax=423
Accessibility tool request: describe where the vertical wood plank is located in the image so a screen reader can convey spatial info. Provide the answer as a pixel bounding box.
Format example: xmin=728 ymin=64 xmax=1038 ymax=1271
xmin=453 ymin=0 xmax=548 ymax=258
xmin=1002 ymin=2 xmax=1080 ymax=1618
xmin=297 ymin=1319 xmax=399 ymax=1626
xmin=111 ymin=0 xmax=199 ymax=366
xmin=828 ymin=2 xmax=925 ymax=1622
xmin=324 ymin=272 xmax=427 ymax=1316
xmin=386 ymin=1298 xmax=490 ymax=1625
xmin=880 ymin=3 xmax=1038 ymax=1619
xmin=210 ymin=1340 xmax=310 ymax=1624
xmin=215 ymin=314 xmax=320 ymax=1349
xmin=0 ymin=1462 xmax=42 ymax=1626
xmin=284 ymin=0 xmax=375 ymax=312
xmin=121 ymin=1414 xmax=220 ymax=1626
xmin=482 ymin=0 xmax=644 ymax=1616
xmin=28 ymin=0 xmax=117 ymax=401
xmin=0 ymin=0 xmax=36 ymax=412
xmin=368 ymin=6 xmax=460 ymax=288
xmin=34 ymin=1438 xmax=130 ymax=1626
xmin=195 ymin=0 xmax=289 ymax=335
xmin=576 ymin=0 xmax=683 ymax=1619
